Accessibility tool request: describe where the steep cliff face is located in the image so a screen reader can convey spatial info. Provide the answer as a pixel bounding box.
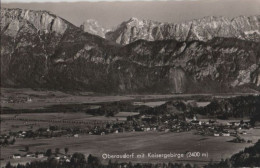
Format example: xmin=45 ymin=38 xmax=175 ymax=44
xmin=121 ymin=38 xmax=260 ymax=93
xmin=105 ymin=16 xmax=260 ymax=45
xmin=80 ymin=19 xmax=108 ymax=38
xmin=1 ymin=8 xmax=71 ymax=33
xmin=45 ymin=36 xmax=260 ymax=93
xmin=0 ymin=8 xmax=77 ymax=87
xmin=1 ymin=8 xmax=260 ymax=93
xmin=1 ymin=8 xmax=77 ymax=53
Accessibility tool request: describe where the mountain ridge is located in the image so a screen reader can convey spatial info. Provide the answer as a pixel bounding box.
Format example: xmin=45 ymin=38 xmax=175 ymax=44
xmin=105 ymin=15 xmax=260 ymax=45
xmin=1 ymin=8 xmax=260 ymax=94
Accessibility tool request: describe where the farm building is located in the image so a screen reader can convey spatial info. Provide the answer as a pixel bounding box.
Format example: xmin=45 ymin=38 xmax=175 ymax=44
xmin=13 ymin=154 xmax=21 ymax=159
xmin=222 ymin=133 xmax=230 ymax=136
xmin=26 ymin=152 xmax=35 ymax=157
xmin=37 ymin=153 xmax=44 ymax=158
xmin=191 ymin=120 xmax=202 ymax=125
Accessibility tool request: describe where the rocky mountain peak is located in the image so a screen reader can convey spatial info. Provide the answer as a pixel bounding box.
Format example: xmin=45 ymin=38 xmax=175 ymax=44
xmin=80 ymin=19 xmax=108 ymax=38
xmin=1 ymin=8 xmax=72 ymax=36
xmin=128 ymin=17 xmax=139 ymax=22
xmin=105 ymin=15 xmax=260 ymax=45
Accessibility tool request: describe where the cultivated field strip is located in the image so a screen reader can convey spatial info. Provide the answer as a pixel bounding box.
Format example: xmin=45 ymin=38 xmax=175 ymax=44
xmin=0 ymin=117 xmax=124 ymax=127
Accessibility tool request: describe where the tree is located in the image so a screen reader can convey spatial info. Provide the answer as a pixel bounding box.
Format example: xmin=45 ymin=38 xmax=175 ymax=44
xmin=5 ymin=162 xmax=12 ymax=168
xmin=25 ymin=146 xmax=29 ymax=152
xmin=46 ymin=149 xmax=52 ymax=157
xmin=64 ymin=147 xmax=69 ymax=155
xmin=10 ymin=138 xmax=16 ymax=145
xmin=3 ymin=138 xmax=8 ymax=145
xmin=185 ymin=163 xmax=192 ymax=168
xmin=55 ymin=148 xmax=60 ymax=154
xmin=108 ymin=159 xmax=113 ymax=168
xmin=87 ymin=154 xmax=101 ymax=168
xmin=16 ymin=164 xmax=24 ymax=168
xmin=48 ymin=157 xmax=59 ymax=168
xmin=70 ymin=153 xmax=86 ymax=166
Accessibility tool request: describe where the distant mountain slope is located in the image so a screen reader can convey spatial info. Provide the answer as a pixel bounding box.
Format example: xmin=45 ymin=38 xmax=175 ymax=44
xmin=1 ymin=8 xmax=260 ymax=93
xmin=0 ymin=8 xmax=115 ymax=89
xmin=1 ymin=8 xmax=69 ymax=87
xmin=80 ymin=19 xmax=109 ymax=38
xmin=105 ymin=16 xmax=260 ymax=45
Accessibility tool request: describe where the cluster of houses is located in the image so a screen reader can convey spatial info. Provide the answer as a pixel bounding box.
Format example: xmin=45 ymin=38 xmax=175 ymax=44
xmin=87 ymin=114 xmax=194 ymax=135
xmin=0 ymin=134 xmax=15 ymax=146
xmin=2 ymin=112 xmax=253 ymax=141
xmin=2 ymin=96 xmax=32 ymax=104
xmin=5 ymin=127 xmax=87 ymax=139
xmin=12 ymin=152 xmax=44 ymax=159
xmin=84 ymin=114 xmax=253 ymax=136
xmin=12 ymin=152 xmax=71 ymax=163
xmin=0 ymin=134 xmax=10 ymax=141
xmin=188 ymin=117 xmax=252 ymax=137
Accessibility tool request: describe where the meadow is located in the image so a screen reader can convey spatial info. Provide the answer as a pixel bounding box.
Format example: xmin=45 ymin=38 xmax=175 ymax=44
xmin=1 ymin=129 xmax=260 ymax=167
xmin=1 ymin=88 xmax=259 ymax=167
xmin=2 ymin=88 xmax=252 ymax=111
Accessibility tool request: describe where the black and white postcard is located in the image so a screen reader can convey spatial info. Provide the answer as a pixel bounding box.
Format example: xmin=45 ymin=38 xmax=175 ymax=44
xmin=1 ymin=0 xmax=260 ymax=167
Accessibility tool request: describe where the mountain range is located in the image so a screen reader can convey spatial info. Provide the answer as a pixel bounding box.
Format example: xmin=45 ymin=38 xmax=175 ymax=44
xmin=82 ymin=16 xmax=260 ymax=45
xmin=1 ymin=8 xmax=260 ymax=93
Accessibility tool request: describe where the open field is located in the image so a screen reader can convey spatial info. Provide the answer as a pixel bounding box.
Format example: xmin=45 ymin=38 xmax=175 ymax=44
xmin=1 ymin=112 xmax=260 ymax=167
xmin=1 ymin=88 xmax=260 ymax=167
xmin=1 ymin=130 xmax=260 ymax=167
xmin=1 ymin=112 xmax=260 ymax=166
xmin=133 ymin=101 xmax=166 ymax=107
xmin=1 ymin=112 xmax=138 ymax=122
xmin=2 ymin=111 xmax=138 ymax=120
xmin=1 ymin=88 xmax=134 ymax=110
xmin=1 ymin=88 xmax=257 ymax=111
xmin=0 ymin=112 xmax=140 ymax=134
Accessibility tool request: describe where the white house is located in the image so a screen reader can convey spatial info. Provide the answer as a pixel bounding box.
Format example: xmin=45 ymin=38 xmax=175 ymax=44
xmin=55 ymin=156 xmax=61 ymax=160
xmin=144 ymin=127 xmax=151 ymax=131
xmin=13 ymin=154 xmax=21 ymax=159
xmin=241 ymin=131 xmax=247 ymax=135
xmin=222 ymin=133 xmax=230 ymax=136
xmin=226 ymin=122 xmax=232 ymax=126
xmin=37 ymin=153 xmax=44 ymax=158
xmin=26 ymin=153 xmax=35 ymax=158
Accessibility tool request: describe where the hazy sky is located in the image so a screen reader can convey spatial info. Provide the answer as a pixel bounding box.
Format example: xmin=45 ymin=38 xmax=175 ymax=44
xmin=2 ymin=0 xmax=260 ymax=28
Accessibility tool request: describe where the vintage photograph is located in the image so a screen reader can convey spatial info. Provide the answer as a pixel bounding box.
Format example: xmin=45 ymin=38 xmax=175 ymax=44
xmin=0 ymin=0 xmax=260 ymax=167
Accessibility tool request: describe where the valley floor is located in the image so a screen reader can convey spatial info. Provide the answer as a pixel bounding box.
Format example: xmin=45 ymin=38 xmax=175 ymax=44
xmin=1 ymin=125 xmax=260 ymax=167
xmin=1 ymin=88 xmax=259 ymax=167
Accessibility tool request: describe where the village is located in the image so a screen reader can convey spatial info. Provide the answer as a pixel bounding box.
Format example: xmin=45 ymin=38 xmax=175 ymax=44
xmin=0 ymin=113 xmax=254 ymax=163
xmin=1 ymin=112 xmax=254 ymax=147
xmin=8 ymin=147 xmax=72 ymax=163
xmin=1 ymin=94 xmax=259 ymax=166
